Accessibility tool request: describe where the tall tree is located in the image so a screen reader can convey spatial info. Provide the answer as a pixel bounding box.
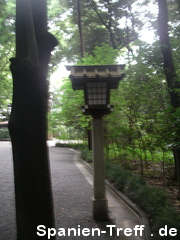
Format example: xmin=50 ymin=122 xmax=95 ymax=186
xmin=77 ymin=0 xmax=85 ymax=58
xmin=157 ymin=0 xmax=180 ymax=190
xmin=8 ymin=0 xmax=58 ymax=239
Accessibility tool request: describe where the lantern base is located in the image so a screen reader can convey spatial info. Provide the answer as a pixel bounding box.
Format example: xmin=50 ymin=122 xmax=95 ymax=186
xmin=93 ymin=198 xmax=109 ymax=220
xmin=81 ymin=105 xmax=113 ymax=118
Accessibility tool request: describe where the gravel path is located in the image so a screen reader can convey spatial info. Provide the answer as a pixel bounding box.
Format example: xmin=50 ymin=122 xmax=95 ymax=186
xmin=0 ymin=142 xmax=113 ymax=239
xmin=50 ymin=146 xmax=113 ymax=239
xmin=0 ymin=141 xmax=16 ymax=240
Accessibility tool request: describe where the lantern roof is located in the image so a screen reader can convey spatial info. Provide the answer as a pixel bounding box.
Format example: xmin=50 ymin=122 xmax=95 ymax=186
xmin=65 ymin=64 xmax=125 ymax=90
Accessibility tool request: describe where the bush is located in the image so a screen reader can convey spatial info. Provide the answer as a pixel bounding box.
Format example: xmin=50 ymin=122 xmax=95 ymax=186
xmin=0 ymin=128 xmax=10 ymax=140
xmin=105 ymin=162 xmax=180 ymax=239
xmin=105 ymin=162 xmax=124 ymax=183
xmin=81 ymin=148 xmax=92 ymax=163
xmin=106 ymin=162 xmax=146 ymax=192
xmin=153 ymin=206 xmax=180 ymax=239
xmin=130 ymin=185 xmax=169 ymax=217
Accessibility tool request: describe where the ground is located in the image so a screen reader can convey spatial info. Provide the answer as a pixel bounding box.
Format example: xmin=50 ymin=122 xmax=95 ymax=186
xmin=123 ymin=159 xmax=180 ymax=213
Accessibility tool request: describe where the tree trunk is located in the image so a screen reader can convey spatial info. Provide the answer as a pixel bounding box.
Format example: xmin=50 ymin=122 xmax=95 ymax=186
xmin=77 ymin=0 xmax=85 ymax=58
xmin=158 ymin=0 xmax=180 ymax=191
xmin=8 ymin=0 xmax=58 ymax=239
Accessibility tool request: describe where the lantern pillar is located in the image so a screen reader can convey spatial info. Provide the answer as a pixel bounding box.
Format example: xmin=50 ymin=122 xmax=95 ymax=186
xmin=92 ymin=117 xmax=108 ymax=220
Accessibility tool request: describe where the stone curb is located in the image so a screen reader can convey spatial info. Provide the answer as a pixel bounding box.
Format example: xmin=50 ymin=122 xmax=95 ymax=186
xmin=74 ymin=150 xmax=152 ymax=240
xmin=105 ymin=181 xmax=152 ymax=240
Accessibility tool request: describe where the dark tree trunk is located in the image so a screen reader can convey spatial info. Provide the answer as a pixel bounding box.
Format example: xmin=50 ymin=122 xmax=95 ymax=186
xmin=8 ymin=0 xmax=58 ymax=239
xmin=158 ymin=0 xmax=180 ymax=191
xmin=77 ymin=0 xmax=85 ymax=58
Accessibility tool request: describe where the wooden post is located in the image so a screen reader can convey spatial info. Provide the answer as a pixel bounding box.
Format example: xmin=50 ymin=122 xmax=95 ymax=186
xmin=92 ymin=118 xmax=108 ymax=220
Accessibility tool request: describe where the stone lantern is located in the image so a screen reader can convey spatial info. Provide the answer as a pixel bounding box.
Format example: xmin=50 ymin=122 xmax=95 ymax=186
xmin=66 ymin=64 xmax=125 ymax=220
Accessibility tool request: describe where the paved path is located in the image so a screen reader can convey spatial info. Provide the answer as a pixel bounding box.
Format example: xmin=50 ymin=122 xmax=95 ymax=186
xmin=49 ymin=146 xmax=113 ymax=239
xmin=0 ymin=142 xmax=112 ymax=240
xmin=0 ymin=141 xmax=16 ymax=240
xmin=0 ymin=141 xmax=145 ymax=240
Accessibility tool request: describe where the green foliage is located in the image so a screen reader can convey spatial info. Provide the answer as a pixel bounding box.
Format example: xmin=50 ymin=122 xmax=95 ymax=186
xmin=78 ymin=43 xmax=118 ymax=65
xmin=80 ymin=147 xmax=92 ymax=163
xmin=49 ymin=77 xmax=89 ymax=139
xmin=106 ymin=162 xmax=146 ymax=193
xmin=0 ymin=128 xmax=10 ymax=140
xmin=49 ymin=0 xmax=143 ymax=61
xmin=0 ymin=0 xmax=15 ymax=117
xmin=105 ymin=161 xmax=180 ymax=239
xmin=153 ymin=207 xmax=180 ymax=239
xmin=48 ymin=0 xmax=73 ymax=68
xmin=106 ymin=143 xmax=173 ymax=164
xmin=101 ymin=40 xmax=178 ymax=176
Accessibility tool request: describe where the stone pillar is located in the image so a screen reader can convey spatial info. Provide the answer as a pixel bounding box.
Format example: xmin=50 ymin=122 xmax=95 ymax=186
xmin=92 ymin=118 xmax=109 ymax=220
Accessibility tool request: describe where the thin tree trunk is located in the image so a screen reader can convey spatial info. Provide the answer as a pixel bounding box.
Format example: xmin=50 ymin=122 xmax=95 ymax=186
xmin=158 ymin=0 xmax=180 ymax=192
xmin=77 ymin=0 xmax=85 ymax=58
xmin=8 ymin=0 xmax=58 ymax=239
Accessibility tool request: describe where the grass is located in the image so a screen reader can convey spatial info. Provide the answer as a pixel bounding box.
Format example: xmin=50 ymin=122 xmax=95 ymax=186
xmin=106 ymin=143 xmax=174 ymax=163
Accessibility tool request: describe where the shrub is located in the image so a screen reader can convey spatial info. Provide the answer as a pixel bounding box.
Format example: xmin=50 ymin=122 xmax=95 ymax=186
xmin=105 ymin=162 xmax=180 ymax=239
xmin=105 ymin=162 xmax=124 ymax=183
xmin=153 ymin=206 xmax=180 ymax=239
xmin=0 ymin=128 xmax=10 ymax=140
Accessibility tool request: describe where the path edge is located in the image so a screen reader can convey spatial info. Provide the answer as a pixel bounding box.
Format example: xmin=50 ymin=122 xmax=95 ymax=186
xmin=73 ymin=149 xmax=152 ymax=240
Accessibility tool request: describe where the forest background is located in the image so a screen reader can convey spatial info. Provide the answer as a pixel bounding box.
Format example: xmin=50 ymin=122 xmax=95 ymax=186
xmin=0 ymin=0 xmax=180 ymax=233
